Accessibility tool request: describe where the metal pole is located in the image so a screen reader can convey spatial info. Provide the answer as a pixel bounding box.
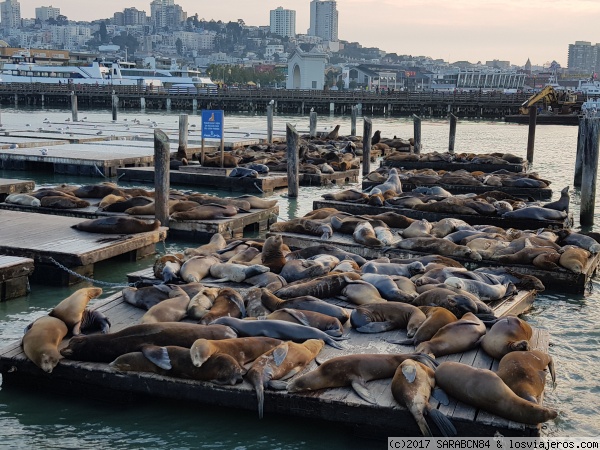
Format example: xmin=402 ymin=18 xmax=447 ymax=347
xmin=413 ymin=114 xmax=422 ymax=154
xmin=580 ymin=118 xmax=600 ymax=226
xmin=178 ymin=114 xmax=188 ymax=160
xmin=286 ymin=123 xmax=300 ymax=198
xmin=154 ymin=129 xmax=170 ymax=228
xmin=363 ymin=117 xmax=373 ymax=176
xmin=448 ymin=113 xmax=457 ymax=153
xmin=526 ymin=107 xmax=537 ymax=164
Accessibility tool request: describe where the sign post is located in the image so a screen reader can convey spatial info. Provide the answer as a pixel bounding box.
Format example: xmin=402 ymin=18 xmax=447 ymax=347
xmin=201 ymin=110 xmax=224 ymax=167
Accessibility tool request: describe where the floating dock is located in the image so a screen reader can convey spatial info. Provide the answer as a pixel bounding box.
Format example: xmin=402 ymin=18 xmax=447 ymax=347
xmin=0 ymin=201 xmax=279 ymax=242
xmin=313 ymin=200 xmax=572 ymax=230
xmin=269 ymin=230 xmax=598 ymax=294
xmin=0 ymin=210 xmax=167 ymax=286
xmin=382 ymin=159 xmax=527 ymax=173
xmin=0 ymin=255 xmax=34 ymax=301
xmin=0 ymin=290 xmax=548 ymax=437
xmin=0 ymin=178 xmax=35 ymax=201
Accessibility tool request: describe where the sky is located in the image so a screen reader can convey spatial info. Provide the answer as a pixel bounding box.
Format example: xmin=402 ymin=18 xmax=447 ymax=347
xmin=17 ymin=0 xmax=600 ymax=67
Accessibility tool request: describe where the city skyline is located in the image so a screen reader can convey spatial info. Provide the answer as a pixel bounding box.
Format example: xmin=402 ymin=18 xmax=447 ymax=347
xmin=13 ymin=0 xmax=600 ymax=66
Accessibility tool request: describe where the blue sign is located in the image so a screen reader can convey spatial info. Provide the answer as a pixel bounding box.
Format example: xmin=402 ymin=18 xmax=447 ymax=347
xmin=201 ymin=110 xmax=224 ymax=139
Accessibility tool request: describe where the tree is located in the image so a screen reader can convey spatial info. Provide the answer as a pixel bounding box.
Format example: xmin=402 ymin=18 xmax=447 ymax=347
xmin=175 ymin=38 xmax=183 ymax=56
xmin=112 ymin=33 xmax=139 ymax=53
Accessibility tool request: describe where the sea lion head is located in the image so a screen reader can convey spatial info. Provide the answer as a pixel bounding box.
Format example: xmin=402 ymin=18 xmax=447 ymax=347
xmin=190 ymin=338 xmax=213 ymax=367
xmin=407 ymin=261 xmax=426 ymax=276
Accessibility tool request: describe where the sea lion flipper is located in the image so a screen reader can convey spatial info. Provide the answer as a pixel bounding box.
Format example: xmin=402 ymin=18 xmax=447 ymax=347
xmin=548 ymin=356 xmax=557 ymax=388
xmin=386 ymin=338 xmax=414 ymax=346
xmin=267 ymin=380 xmax=288 ymax=390
xmin=432 ymin=387 xmax=450 ymax=406
xmin=71 ymin=322 xmax=82 ymax=336
xmin=355 ymin=321 xmax=395 ymax=333
xmin=280 ymin=308 xmax=310 ymax=327
xmin=401 ymin=363 xmax=417 ymax=383
xmin=273 ymin=344 xmax=289 ymax=366
xmin=141 ymin=345 xmax=172 ymax=370
xmin=428 ymin=408 xmax=457 ymax=437
xmin=351 ymin=380 xmax=376 ymax=404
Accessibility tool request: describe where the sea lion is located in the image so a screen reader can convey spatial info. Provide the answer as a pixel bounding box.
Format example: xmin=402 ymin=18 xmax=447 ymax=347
xmin=180 ymin=256 xmax=221 ymax=282
xmin=557 ymin=230 xmax=600 ymax=254
xmin=270 ymin=218 xmax=333 ymax=239
xmin=229 ymin=167 xmax=258 ymax=178
xmin=153 ymin=254 xmax=184 ymax=283
xmin=22 ymin=316 xmax=68 ymax=373
xmin=353 ymin=221 xmax=383 ymax=247
xmin=285 ymin=245 xmax=367 ymax=266
xmin=350 ymin=303 xmax=426 ymax=335
xmin=495 ymin=247 xmax=559 ymax=267
xmin=411 ymin=288 xmax=478 ymax=318
xmin=122 ymin=283 xmax=203 ymax=310
xmin=389 ymin=306 xmax=458 ymax=346
xmin=341 ymin=279 xmax=387 ymax=305
xmin=260 ymin=289 xmax=350 ymax=324
xmin=228 ymin=246 xmax=261 ymax=264
xmin=287 ymin=353 xmax=437 ymax=403
xmin=39 ymin=195 xmax=90 ymax=209
xmin=48 ymin=287 xmax=103 ymax=335
xmin=360 ymin=273 xmax=417 ymax=302
xmin=559 ymin=246 xmax=590 ymax=274
xmin=416 ymin=312 xmax=486 ymax=357
xmin=502 ymin=206 xmax=567 ymax=221
xmin=140 ymin=288 xmax=190 ymax=324
xmin=330 ymin=216 xmax=387 ymax=235
xmin=184 ymin=233 xmax=227 ymax=257
xmin=261 ymin=235 xmax=287 ymax=274
xmin=61 ymin=322 xmax=237 ymax=363
xmin=79 ymin=309 xmax=111 ymax=334
xmin=187 ymin=287 xmax=220 ymax=320
xmin=186 ymin=194 xmax=251 ymax=211
xmin=171 ymin=204 xmax=238 ymax=221
xmin=200 ymin=288 xmax=245 ymax=324
xmin=98 ymin=194 xmax=128 ymax=208
xmin=246 ymin=339 xmax=325 ymax=418
xmin=5 ymin=193 xmax=41 ymax=207
xmin=480 ymin=316 xmax=532 ymax=360
xmin=444 ymin=277 xmax=511 ymax=302
xmin=210 ymin=317 xmax=345 ymax=349
xmin=101 ymin=196 xmax=154 ymax=212
xmin=496 ymin=350 xmax=556 ymax=403
xmin=263 ymin=308 xmax=344 ymax=337
xmin=394 ymin=237 xmax=480 ymax=261
xmin=430 ymin=218 xmax=473 ymax=238
xmin=108 ymin=351 xmax=168 ymax=375
xmin=474 ymin=267 xmax=545 ymax=291
xmin=209 ymin=263 xmax=270 ymax=283
xmin=279 ymin=259 xmax=329 ymax=283
xmin=72 ymin=183 xmax=122 ymax=198
xmin=331 ymin=259 xmax=360 ymax=273
xmin=235 ymin=195 xmax=278 ymax=209
xmin=72 ymin=216 xmax=160 ymax=234
xmin=434 ymin=361 xmax=558 ymax=424
xmin=371 ymin=168 xmax=402 ymax=194
xmin=363 ymin=212 xmax=416 ymax=229
xmin=274 ymin=272 xmax=361 ymax=299
xmin=190 ymin=336 xmax=283 ymax=368
xmin=244 ymin=287 xmax=272 ymax=318
xmin=362 ymin=261 xmax=426 ymax=277
xmin=245 ymin=272 xmax=287 ymax=291
xmin=402 ymin=219 xmax=434 ymax=238
xmin=321 ymin=189 xmax=368 ymax=202
xmin=391 ymin=360 xmax=456 ymax=437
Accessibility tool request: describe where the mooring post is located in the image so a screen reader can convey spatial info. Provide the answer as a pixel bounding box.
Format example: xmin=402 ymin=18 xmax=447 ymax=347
xmin=70 ymin=91 xmax=78 ymax=122
xmin=220 ymin=115 xmax=225 ymax=168
xmin=526 ymin=107 xmax=537 ymax=164
xmin=351 ymin=105 xmax=357 ymax=136
xmin=309 ymin=111 xmax=317 ymax=138
xmin=448 ymin=113 xmax=457 ymax=153
xmin=111 ymin=91 xmax=118 ymax=121
xmin=154 ymin=128 xmax=170 ymax=228
xmin=413 ymin=114 xmax=422 ymax=154
xmin=574 ymin=117 xmax=585 ymax=187
xmin=177 ymin=114 xmax=188 ymax=160
xmin=580 ymin=118 xmax=600 ymax=226
xmin=267 ymin=102 xmax=274 ymax=144
xmin=287 ymin=123 xmax=300 ymax=198
xmin=363 ymin=117 xmax=373 ymax=176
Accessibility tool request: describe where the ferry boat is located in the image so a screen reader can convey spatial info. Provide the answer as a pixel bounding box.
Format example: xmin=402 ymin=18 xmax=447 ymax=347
xmin=117 ymin=61 xmax=217 ymax=93
xmin=577 ymin=79 xmax=600 ymax=96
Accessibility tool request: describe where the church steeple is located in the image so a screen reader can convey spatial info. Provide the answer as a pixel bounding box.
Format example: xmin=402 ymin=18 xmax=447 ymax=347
xmin=525 ymin=58 xmax=532 ymax=74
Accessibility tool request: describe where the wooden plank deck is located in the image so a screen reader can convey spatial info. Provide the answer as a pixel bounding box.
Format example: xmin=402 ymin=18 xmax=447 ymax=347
xmin=0 ymin=255 xmax=34 ymax=301
xmin=0 ymin=290 xmax=549 ymax=437
xmin=362 ymin=180 xmax=553 ymax=200
xmin=313 ymin=200 xmax=572 ymax=230
xmin=0 ymin=201 xmax=279 ymax=242
xmin=383 ymin=159 xmax=528 ymax=173
xmin=269 ymin=230 xmax=598 ymax=294
xmin=0 ymin=178 xmax=35 ymax=201
xmin=0 ymin=210 xmax=167 ymax=286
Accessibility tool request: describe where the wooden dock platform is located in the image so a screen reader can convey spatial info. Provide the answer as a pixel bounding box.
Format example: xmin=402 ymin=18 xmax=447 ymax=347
xmin=0 ymin=255 xmax=34 ymax=301
xmin=383 ymin=159 xmax=528 ymax=173
xmin=0 ymin=201 xmax=279 ymax=242
xmin=0 ymin=210 xmax=167 ymax=286
xmin=269 ymin=230 xmax=598 ymax=294
xmin=0 ymin=290 xmax=548 ymax=437
xmin=362 ymin=180 xmax=553 ymax=200
xmin=0 ymin=178 xmax=35 ymax=201
xmin=313 ymin=200 xmax=572 ymax=230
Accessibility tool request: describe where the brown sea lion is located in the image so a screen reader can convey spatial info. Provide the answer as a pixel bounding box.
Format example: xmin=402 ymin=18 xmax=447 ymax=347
xmin=186 ymin=194 xmax=251 ymax=211
xmin=496 ymin=350 xmax=556 ymax=403
xmin=72 ymin=183 xmax=123 ymax=198
xmin=353 ymin=221 xmax=384 ymax=247
xmin=260 ymin=289 xmax=350 ymax=323
xmin=98 ymin=194 xmax=128 ymax=209
xmin=5 ymin=193 xmax=41 ymax=207
xmin=171 ymin=204 xmax=238 ymax=221
xmin=350 ymin=303 xmax=426 ymax=335
xmin=388 ymin=306 xmax=458 ymax=346
xmin=434 ymin=361 xmax=558 ymax=425
xmin=200 ymin=153 xmax=239 ymax=167
xmin=200 ymin=288 xmax=245 ymax=324
xmin=152 ymin=253 xmax=184 ymax=283
xmin=481 ymin=316 xmax=532 ymax=360
xmin=416 ymin=312 xmax=485 ymax=357
xmin=263 ymin=308 xmax=344 ymax=337
xmin=49 ymin=287 xmax=103 ymax=335
xmin=72 ymin=216 xmax=160 ymax=234
xmin=246 ymin=339 xmax=325 ymax=418
xmin=190 ymin=337 xmax=283 ymax=368
xmin=100 ymin=196 xmax=154 ymax=212
xmin=341 ymin=278 xmax=387 ymax=305
xmin=274 ymin=272 xmax=361 ymax=299
xmin=261 ymin=235 xmax=287 ymax=274
xmin=559 ymin=246 xmax=591 ymax=274
xmin=363 ymin=212 xmax=416 ymax=229
xmin=140 ymin=288 xmax=190 ymax=324
xmin=184 ymin=233 xmax=227 ymax=257
xmin=269 ymin=218 xmax=333 ymax=240
xmin=235 ymin=195 xmax=278 ymax=209
xmin=187 ymin=287 xmax=220 ymax=320
xmin=22 ymin=316 xmax=68 ymax=373
xmin=394 ymin=237 xmax=480 ymax=260
xmin=180 ymin=256 xmax=221 ymax=283
xmin=40 ymin=196 xmax=90 ymax=209
xmin=279 ymin=259 xmax=330 ymax=283
xmin=122 ymin=283 xmax=203 ymax=310
xmin=321 ymin=189 xmax=368 ymax=202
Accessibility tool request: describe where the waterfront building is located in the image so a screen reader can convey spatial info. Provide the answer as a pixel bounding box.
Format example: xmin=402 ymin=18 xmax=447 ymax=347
xmin=308 ymin=0 xmax=338 ymax=42
xmin=567 ymin=41 xmax=600 ymax=74
xmin=270 ymin=7 xmax=295 ymax=38
xmin=0 ymin=0 xmax=20 ymax=30
xmin=287 ymin=48 xmax=328 ymax=89
xmin=35 ymin=5 xmax=60 ymax=22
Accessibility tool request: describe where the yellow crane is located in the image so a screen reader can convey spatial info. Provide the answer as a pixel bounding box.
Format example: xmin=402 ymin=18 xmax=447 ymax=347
xmin=519 ymin=86 xmax=579 ymax=115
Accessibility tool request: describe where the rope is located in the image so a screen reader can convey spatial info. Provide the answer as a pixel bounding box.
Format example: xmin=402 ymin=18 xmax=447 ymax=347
xmin=48 ymin=257 xmax=139 ymax=288
xmin=93 ymin=164 xmax=109 ymax=179
xmin=253 ymin=182 xmax=264 ymax=194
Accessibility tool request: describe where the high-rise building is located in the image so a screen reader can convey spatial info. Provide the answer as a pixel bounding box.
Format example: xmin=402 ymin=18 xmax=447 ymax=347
xmin=568 ymin=41 xmax=600 ymax=74
xmin=308 ymin=0 xmax=338 ymax=42
xmin=1 ymin=0 xmax=21 ymax=29
xmin=35 ymin=5 xmax=60 ymax=22
xmin=123 ymin=7 xmax=147 ymax=26
xmin=150 ymin=0 xmax=174 ymax=29
xmin=270 ymin=6 xmax=296 ymax=38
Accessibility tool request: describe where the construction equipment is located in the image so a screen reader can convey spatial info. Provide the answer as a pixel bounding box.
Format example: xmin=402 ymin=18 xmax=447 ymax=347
xmin=519 ymin=86 xmax=580 ymax=115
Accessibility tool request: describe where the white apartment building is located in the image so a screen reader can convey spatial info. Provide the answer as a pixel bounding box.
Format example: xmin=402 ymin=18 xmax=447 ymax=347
xmin=172 ymin=30 xmax=216 ymax=52
xmin=50 ymin=25 xmax=91 ymax=49
xmin=35 ymin=5 xmax=60 ymax=21
xmin=1 ymin=0 xmax=21 ymax=29
xmin=265 ymin=44 xmax=284 ymax=57
xmin=270 ymin=7 xmax=295 ymax=38
xmin=308 ymin=0 xmax=338 ymax=42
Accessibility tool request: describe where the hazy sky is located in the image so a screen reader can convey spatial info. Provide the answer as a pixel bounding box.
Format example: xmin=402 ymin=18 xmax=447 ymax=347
xmin=18 ymin=0 xmax=599 ymax=66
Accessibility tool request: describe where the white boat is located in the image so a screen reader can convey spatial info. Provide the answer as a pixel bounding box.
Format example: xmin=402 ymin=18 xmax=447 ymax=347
xmin=577 ymin=79 xmax=600 ymax=96
xmin=581 ymin=97 xmax=600 ymax=116
xmin=117 ymin=62 xmax=217 ymax=93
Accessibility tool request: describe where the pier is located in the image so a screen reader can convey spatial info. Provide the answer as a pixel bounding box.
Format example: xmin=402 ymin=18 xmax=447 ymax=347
xmin=0 ymin=178 xmax=35 ymax=201
xmin=0 ymin=256 xmax=34 ymax=301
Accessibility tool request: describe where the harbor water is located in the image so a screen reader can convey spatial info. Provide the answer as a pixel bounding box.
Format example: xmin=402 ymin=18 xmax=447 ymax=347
xmin=0 ymin=108 xmax=599 ymax=449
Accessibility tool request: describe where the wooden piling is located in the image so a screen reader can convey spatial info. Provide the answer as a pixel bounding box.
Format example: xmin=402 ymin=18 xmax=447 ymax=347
xmin=267 ymin=103 xmax=274 ymax=144
xmin=286 ymin=123 xmax=300 ymax=198
xmin=220 ymin=115 xmax=225 ymax=168
xmin=413 ymin=114 xmax=422 ymax=154
xmin=111 ymin=93 xmax=118 ymax=121
xmin=70 ymin=92 xmax=78 ymax=122
xmin=527 ymin=107 xmax=537 ymax=164
xmin=154 ymin=129 xmax=170 ymax=228
xmin=580 ymin=118 xmax=600 ymax=226
xmin=351 ymin=106 xmax=357 ymax=136
xmin=363 ymin=117 xmax=373 ymax=176
xmin=309 ymin=111 xmax=317 ymax=138
xmin=574 ymin=117 xmax=585 ymax=187
xmin=448 ymin=113 xmax=457 ymax=153
xmin=177 ymin=114 xmax=188 ymax=159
